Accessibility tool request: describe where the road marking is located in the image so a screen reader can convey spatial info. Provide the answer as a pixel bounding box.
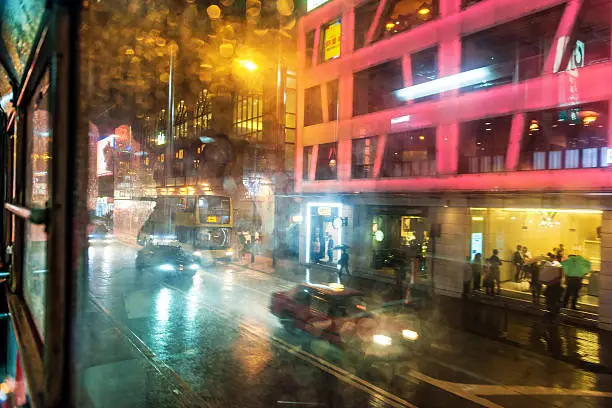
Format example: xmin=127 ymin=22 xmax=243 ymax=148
xmin=88 ymin=294 xmax=211 ymax=407
xmin=454 ymin=384 xmax=612 ymax=398
xmin=403 ymin=371 xmax=504 ymax=408
xmin=163 ymin=282 xmax=417 ymax=408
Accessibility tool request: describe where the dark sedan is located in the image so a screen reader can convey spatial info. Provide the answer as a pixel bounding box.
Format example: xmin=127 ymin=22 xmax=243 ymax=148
xmin=135 ymin=245 xmax=199 ymax=278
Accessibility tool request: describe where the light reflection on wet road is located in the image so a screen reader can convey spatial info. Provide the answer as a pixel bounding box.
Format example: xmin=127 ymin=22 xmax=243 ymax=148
xmin=83 ymin=241 xmax=612 ymax=408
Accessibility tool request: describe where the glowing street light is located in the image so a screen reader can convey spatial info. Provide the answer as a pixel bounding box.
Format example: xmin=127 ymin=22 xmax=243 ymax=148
xmin=237 ymin=59 xmax=258 ymax=71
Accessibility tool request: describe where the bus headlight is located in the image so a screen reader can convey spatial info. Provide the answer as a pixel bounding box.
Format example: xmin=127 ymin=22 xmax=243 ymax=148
xmin=159 ymin=264 xmax=175 ymax=271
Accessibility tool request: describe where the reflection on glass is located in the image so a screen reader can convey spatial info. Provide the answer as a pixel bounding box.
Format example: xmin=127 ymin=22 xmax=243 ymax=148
xmin=24 ymin=70 xmax=50 ymax=340
xmin=1 ymin=0 xmax=45 ymax=77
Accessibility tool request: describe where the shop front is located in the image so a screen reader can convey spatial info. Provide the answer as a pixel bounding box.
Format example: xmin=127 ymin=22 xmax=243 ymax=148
xmin=305 ymin=202 xmax=344 ymax=264
xmin=470 ymin=207 xmax=602 ymax=308
xmin=364 ymin=206 xmax=432 ymax=281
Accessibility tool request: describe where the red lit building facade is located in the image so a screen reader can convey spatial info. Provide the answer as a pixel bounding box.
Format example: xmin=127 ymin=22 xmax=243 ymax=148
xmin=296 ymin=0 xmax=612 ymax=329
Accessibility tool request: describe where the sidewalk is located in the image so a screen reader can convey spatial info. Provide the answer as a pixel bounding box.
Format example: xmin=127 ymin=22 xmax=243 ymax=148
xmin=229 ymin=254 xmax=612 ymax=374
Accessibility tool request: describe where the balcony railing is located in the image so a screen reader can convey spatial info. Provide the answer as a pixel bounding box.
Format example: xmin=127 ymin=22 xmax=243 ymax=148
xmin=521 ymin=147 xmax=609 ymax=171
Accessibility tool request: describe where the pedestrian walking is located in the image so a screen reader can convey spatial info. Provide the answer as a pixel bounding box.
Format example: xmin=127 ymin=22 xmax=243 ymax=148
xmin=338 ymin=248 xmax=350 ymax=280
xmin=472 ymin=253 xmax=483 ymax=291
xmin=544 ymin=272 xmax=563 ymax=323
xmin=313 ymin=237 xmax=321 ymax=263
xmin=561 ymin=255 xmax=590 ymax=310
xmin=529 ymin=259 xmax=542 ymax=305
xmin=487 ymin=249 xmax=502 ymax=295
xmin=512 ymin=245 xmax=523 ymax=282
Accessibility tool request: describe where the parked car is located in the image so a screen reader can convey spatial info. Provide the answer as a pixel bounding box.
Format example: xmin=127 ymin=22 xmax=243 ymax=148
xmin=270 ymin=283 xmax=423 ymax=361
xmin=135 ymin=245 xmax=199 ymax=278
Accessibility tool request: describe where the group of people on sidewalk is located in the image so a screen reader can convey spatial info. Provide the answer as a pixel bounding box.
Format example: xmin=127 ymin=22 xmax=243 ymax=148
xmin=464 ymin=244 xmax=591 ymax=322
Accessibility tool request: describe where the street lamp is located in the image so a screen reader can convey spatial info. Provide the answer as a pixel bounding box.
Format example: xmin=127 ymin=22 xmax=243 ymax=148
xmin=236 ymin=59 xmax=258 ymax=71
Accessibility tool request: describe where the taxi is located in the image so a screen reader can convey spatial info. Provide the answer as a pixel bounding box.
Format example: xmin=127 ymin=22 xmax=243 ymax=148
xmin=270 ymin=282 xmax=423 ymax=360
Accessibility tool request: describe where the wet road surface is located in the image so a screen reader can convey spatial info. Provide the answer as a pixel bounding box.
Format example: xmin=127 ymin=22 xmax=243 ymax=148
xmin=81 ymin=241 xmax=612 ymax=407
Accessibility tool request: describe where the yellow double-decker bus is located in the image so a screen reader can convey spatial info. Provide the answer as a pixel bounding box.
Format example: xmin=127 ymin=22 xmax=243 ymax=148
xmin=137 ymin=194 xmax=234 ymax=261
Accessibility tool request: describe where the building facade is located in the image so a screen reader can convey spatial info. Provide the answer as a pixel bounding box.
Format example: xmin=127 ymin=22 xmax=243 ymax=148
xmin=296 ymin=0 xmax=612 ymax=329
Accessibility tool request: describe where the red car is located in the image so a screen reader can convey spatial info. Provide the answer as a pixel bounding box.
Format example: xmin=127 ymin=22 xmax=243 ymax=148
xmin=270 ymin=283 xmax=423 ymax=360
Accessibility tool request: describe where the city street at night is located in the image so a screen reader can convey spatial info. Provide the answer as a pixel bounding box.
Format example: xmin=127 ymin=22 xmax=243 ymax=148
xmin=82 ymin=240 xmax=612 ymax=408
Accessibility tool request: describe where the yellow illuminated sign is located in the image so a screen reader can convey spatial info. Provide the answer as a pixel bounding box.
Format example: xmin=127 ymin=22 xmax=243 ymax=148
xmin=317 ymin=206 xmax=331 ymax=216
xmin=324 ymin=22 xmax=341 ymax=61
xmin=206 ymin=215 xmax=217 ymax=223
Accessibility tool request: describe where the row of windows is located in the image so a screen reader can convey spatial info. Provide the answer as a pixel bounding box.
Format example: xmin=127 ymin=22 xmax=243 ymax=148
xmin=304 ymin=1 xmax=611 ymax=125
xmin=303 ymin=101 xmax=610 ymax=180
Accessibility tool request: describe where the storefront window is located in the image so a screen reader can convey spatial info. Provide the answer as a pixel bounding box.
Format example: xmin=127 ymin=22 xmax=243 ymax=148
xmin=303 ymin=146 xmax=313 ymax=180
xmin=327 ymin=79 xmax=339 ymax=121
xmin=519 ymin=101 xmax=609 ymax=170
xmin=354 ymin=0 xmax=378 ymax=50
xmin=461 ymin=0 xmax=487 ymax=9
xmin=374 ymin=0 xmax=438 ymax=43
xmin=381 ymin=128 xmax=436 ymax=177
xmin=304 ymin=85 xmax=323 ymax=126
xmin=411 ymin=47 xmax=438 ymax=102
xmin=24 ymin=70 xmax=50 ymax=340
xmin=233 ymin=93 xmax=264 ymax=141
xmin=305 ymin=30 xmax=315 ymax=67
xmin=306 ymin=203 xmax=342 ymax=264
xmin=459 ymin=115 xmax=511 ymax=173
xmin=353 ymin=60 xmax=403 ymax=116
xmin=564 ymin=0 xmax=611 ymax=68
xmin=352 ymin=136 xmax=378 ymax=179
xmin=461 ymin=5 xmax=565 ymax=92
xmin=320 ymin=19 xmax=341 ymax=63
xmin=471 ymin=208 xmax=602 ymax=304
xmin=315 ymin=142 xmax=338 ymax=180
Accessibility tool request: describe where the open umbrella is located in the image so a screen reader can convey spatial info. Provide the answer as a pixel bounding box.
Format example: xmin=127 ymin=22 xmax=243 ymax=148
xmin=333 ymin=244 xmax=350 ymax=250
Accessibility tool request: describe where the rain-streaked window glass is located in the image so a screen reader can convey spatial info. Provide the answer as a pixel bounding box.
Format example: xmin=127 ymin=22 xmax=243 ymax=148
xmin=461 ymin=5 xmax=565 ymax=92
xmin=519 ymin=101 xmax=609 ymax=170
xmin=1 ymin=0 xmax=46 ymax=78
xmin=374 ymin=0 xmax=438 ymax=43
xmin=304 ymin=85 xmax=323 ymax=126
xmin=459 ymin=115 xmax=511 ymax=174
xmin=381 ymin=128 xmax=436 ymax=177
xmin=353 ymin=59 xmax=403 ymax=115
xmin=24 ymin=70 xmax=50 ymax=340
xmin=352 ymin=136 xmax=378 ymax=178
xmin=315 ymin=142 xmax=338 ymax=180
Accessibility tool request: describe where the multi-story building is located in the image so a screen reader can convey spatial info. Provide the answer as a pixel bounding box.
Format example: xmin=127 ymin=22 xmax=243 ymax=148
xmin=123 ymin=65 xmax=299 ymax=254
xmin=296 ymin=0 xmax=612 ymax=329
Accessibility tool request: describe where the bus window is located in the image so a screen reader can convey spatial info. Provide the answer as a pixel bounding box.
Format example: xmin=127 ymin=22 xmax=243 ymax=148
xmin=198 ymin=195 xmax=231 ymax=224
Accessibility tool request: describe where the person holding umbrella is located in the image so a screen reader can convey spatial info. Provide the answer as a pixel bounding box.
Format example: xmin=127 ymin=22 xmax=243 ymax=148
xmin=561 ymin=254 xmax=591 ymax=310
